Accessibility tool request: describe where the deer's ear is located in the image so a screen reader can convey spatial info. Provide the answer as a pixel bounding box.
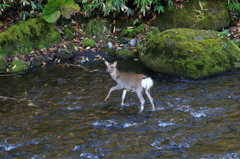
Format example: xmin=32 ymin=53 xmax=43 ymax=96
xmin=104 ymin=61 xmax=109 ymax=66
xmin=113 ymin=61 xmax=118 ymax=67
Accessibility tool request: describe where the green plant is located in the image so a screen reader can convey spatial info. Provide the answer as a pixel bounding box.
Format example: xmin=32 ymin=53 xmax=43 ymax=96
xmin=84 ymin=18 xmax=110 ymax=40
xmin=194 ymin=1 xmax=208 ymax=23
xmin=77 ymin=0 xmax=173 ymax=17
xmin=227 ymin=0 xmax=240 ymax=19
xmin=42 ymin=0 xmax=79 ymax=23
xmin=0 ymin=3 xmax=10 ymax=15
xmin=0 ymin=0 xmax=43 ymax=20
xmin=221 ymin=29 xmax=230 ymax=37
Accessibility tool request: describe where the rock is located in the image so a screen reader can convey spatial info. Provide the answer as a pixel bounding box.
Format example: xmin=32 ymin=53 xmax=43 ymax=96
xmin=56 ymin=49 xmax=74 ymax=61
xmin=154 ymin=0 xmax=229 ymax=31
xmin=9 ymin=60 xmax=29 ymax=73
xmin=63 ymin=27 xmax=74 ymax=40
xmin=100 ymin=47 xmax=116 ymax=56
xmin=139 ymin=28 xmax=240 ymax=79
xmin=0 ymin=18 xmax=62 ymax=56
xmin=81 ymin=39 xmax=96 ymax=47
xmin=107 ymin=42 xmax=113 ymax=48
xmin=0 ymin=56 xmax=8 ymax=72
xmin=117 ymin=49 xmax=134 ymax=59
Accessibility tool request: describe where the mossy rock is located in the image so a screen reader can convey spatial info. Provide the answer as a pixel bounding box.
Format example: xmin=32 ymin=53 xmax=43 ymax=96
xmin=120 ymin=25 xmax=146 ymax=37
xmin=56 ymin=48 xmax=74 ymax=60
xmin=9 ymin=60 xmax=29 ymax=73
xmin=63 ymin=27 xmax=74 ymax=40
xmin=232 ymin=39 xmax=240 ymax=47
xmin=117 ymin=49 xmax=134 ymax=59
xmin=0 ymin=56 xmax=8 ymax=72
xmin=154 ymin=0 xmax=229 ymax=31
xmin=101 ymin=47 xmax=116 ymax=56
xmin=139 ymin=28 xmax=240 ymax=79
xmin=82 ymin=39 xmax=96 ymax=47
xmin=134 ymin=25 xmax=145 ymax=33
xmin=0 ymin=17 xmax=62 ymax=56
xmin=151 ymin=27 xmax=161 ymax=35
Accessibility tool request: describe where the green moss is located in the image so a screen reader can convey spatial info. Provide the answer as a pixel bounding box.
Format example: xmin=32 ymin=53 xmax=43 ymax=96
xmin=232 ymin=39 xmax=240 ymax=47
xmin=136 ymin=45 xmax=144 ymax=53
xmin=151 ymin=27 xmax=161 ymax=35
xmin=117 ymin=49 xmax=134 ymax=59
xmin=134 ymin=25 xmax=145 ymax=33
xmin=57 ymin=48 xmax=74 ymax=59
xmin=64 ymin=27 xmax=74 ymax=40
xmin=0 ymin=17 xmax=62 ymax=56
xmin=120 ymin=29 xmax=129 ymax=37
xmin=9 ymin=60 xmax=29 ymax=73
xmin=154 ymin=0 xmax=229 ymax=31
xmin=82 ymin=39 xmax=96 ymax=47
xmin=140 ymin=28 xmax=240 ymax=79
xmin=120 ymin=25 xmax=146 ymax=38
xmin=0 ymin=56 xmax=8 ymax=72
xmin=100 ymin=47 xmax=116 ymax=56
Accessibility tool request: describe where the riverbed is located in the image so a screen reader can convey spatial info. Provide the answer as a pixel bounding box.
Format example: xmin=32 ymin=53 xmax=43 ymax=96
xmin=0 ymin=60 xmax=240 ymax=158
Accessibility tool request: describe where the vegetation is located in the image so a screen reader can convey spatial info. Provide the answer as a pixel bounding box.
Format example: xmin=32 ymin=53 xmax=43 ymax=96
xmin=85 ymin=19 xmax=110 ymax=40
xmin=0 ymin=0 xmax=240 ymax=24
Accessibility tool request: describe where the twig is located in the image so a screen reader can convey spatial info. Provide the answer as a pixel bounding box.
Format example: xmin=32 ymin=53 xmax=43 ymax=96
xmin=57 ymin=63 xmax=89 ymax=71
xmin=33 ymin=91 xmax=44 ymax=101
xmin=0 ymin=72 xmax=28 ymax=77
xmin=0 ymin=96 xmax=27 ymax=101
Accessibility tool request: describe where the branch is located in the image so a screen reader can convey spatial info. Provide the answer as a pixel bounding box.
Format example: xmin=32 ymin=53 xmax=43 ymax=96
xmin=0 ymin=96 xmax=28 ymax=101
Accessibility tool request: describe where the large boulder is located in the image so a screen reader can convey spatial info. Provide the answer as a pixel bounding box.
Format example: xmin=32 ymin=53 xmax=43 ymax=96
xmin=139 ymin=28 xmax=240 ymax=79
xmin=154 ymin=0 xmax=230 ymax=31
xmin=0 ymin=17 xmax=62 ymax=56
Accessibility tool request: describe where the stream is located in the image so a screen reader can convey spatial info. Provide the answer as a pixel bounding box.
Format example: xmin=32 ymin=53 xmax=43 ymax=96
xmin=0 ymin=60 xmax=240 ymax=158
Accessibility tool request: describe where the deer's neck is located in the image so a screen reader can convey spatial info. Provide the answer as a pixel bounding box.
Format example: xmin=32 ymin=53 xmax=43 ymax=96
xmin=110 ymin=68 xmax=121 ymax=81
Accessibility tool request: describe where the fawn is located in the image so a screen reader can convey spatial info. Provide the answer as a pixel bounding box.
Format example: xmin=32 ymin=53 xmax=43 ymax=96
xmin=104 ymin=61 xmax=155 ymax=112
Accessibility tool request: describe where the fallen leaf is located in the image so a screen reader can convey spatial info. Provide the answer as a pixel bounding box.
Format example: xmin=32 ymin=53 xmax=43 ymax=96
xmin=12 ymin=64 xmax=16 ymax=69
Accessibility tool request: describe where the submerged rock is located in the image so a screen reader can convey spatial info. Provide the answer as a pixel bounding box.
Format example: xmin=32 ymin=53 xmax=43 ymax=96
xmin=139 ymin=28 xmax=240 ymax=79
xmin=9 ymin=60 xmax=29 ymax=73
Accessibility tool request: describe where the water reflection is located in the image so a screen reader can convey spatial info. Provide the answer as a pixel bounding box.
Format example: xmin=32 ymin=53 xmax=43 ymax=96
xmin=0 ymin=60 xmax=240 ymax=158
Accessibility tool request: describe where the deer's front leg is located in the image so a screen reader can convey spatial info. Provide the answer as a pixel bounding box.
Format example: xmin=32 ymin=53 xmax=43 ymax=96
xmin=104 ymin=85 xmax=122 ymax=102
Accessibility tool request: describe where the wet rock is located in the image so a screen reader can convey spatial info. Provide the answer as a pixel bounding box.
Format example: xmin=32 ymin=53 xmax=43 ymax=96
xmin=56 ymin=49 xmax=73 ymax=61
xmin=107 ymin=42 xmax=113 ymax=48
xmin=116 ymin=49 xmax=134 ymax=59
xmin=139 ymin=28 xmax=240 ymax=79
xmin=0 ymin=56 xmax=8 ymax=72
xmin=9 ymin=60 xmax=29 ymax=73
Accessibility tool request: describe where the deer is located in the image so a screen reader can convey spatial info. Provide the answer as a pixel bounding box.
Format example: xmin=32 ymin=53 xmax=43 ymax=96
xmin=104 ymin=61 xmax=155 ymax=112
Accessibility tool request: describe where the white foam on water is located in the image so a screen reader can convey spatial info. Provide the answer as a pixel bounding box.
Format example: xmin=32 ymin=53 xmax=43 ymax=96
xmin=158 ymin=120 xmax=176 ymax=127
xmin=190 ymin=111 xmax=206 ymax=118
xmin=123 ymin=122 xmax=138 ymax=128
xmin=92 ymin=119 xmax=116 ymax=127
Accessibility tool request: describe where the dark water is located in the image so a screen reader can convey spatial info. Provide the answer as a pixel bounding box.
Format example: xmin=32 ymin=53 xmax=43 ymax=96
xmin=0 ymin=60 xmax=240 ymax=158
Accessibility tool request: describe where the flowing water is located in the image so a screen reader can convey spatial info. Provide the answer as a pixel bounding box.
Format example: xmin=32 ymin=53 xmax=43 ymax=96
xmin=0 ymin=60 xmax=240 ymax=158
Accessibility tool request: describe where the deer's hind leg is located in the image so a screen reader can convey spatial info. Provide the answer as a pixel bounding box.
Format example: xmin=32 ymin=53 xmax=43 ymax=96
xmin=145 ymin=88 xmax=155 ymax=111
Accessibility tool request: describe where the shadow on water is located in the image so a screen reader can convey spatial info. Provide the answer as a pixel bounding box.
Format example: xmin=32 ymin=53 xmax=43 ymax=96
xmin=0 ymin=59 xmax=240 ymax=158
